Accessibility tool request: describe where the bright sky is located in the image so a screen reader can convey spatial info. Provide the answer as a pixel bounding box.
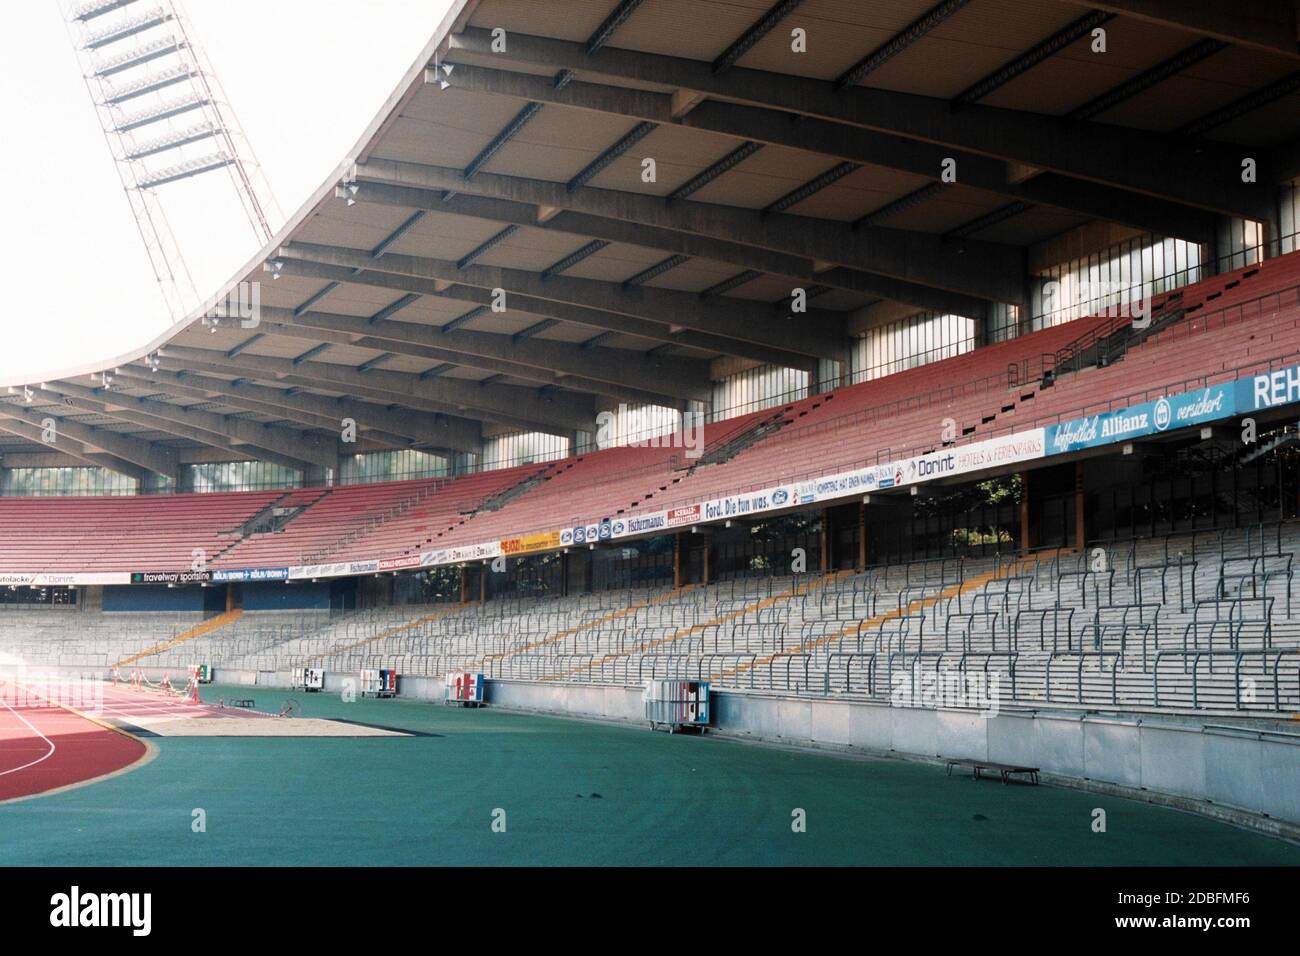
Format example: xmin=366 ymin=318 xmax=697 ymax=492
xmin=0 ymin=0 xmax=452 ymax=381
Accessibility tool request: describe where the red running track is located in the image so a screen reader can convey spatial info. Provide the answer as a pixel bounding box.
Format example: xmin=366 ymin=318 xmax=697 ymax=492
xmin=0 ymin=680 xmax=265 ymax=802
xmin=0 ymin=698 xmax=148 ymax=802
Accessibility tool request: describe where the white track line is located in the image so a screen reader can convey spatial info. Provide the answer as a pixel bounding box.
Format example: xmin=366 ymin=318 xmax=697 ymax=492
xmin=0 ymin=696 xmax=57 ymax=778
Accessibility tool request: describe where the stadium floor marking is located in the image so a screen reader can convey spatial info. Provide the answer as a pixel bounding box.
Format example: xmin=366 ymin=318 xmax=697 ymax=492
xmin=0 ymin=678 xmax=418 ymax=802
xmin=0 ymin=697 xmax=56 ymax=779
xmin=111 ymin=716 xmax=413 ymax=737
xmin=92 ymin=686 xmax=277 ymax=722
xmin=0 ymin=677 xmax=293 ymax=804
xmin=91 ymin=683 xmax=415 ymax=737
xmin=0 ymin=684 xmax=155 ymax=805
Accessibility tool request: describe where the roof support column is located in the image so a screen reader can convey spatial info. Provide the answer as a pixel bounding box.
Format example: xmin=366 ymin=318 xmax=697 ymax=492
xmin=303 ymin=461 xmax=332 ymax=488
xmin=858 ymin=502 xmax=868 ymax=572
xmin=1020 ymin=471 xmax=1035 ymax=554
xmin=1262 ymin=186 xmax=1286 ymax=260
xmin=1074 ymin=461 xmax=1087 ymax=551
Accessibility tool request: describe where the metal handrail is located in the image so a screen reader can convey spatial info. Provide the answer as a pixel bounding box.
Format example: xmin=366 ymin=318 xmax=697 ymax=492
xmin=1154 ymin=649 xmax=1300 ymax=711
xmin=1045 ymin=651 xmax=1121 ymax=705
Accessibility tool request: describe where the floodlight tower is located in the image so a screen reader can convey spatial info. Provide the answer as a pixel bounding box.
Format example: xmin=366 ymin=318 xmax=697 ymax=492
xmin=60 ymin=0 xmax=281 ymax=320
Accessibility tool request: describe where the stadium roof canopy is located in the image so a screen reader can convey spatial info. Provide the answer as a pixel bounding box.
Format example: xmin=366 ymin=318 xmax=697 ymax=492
xmin=4 ymin=0 xmax=1299 ymax=481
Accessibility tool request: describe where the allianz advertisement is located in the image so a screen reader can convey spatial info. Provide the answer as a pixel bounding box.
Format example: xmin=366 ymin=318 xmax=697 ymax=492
xmin=1045 ymin=383 xmax=1235 ymax=454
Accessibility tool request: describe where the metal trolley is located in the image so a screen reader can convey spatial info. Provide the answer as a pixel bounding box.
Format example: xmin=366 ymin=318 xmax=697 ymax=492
xmin=444 ymin=671 xmax=486 ymax=707
xmin=360 ymin=668 xmax=399 ymax=698
xmin=644 ymin=679 xmax=710 ymax=733
xmin=293 ymin=667 xmax=325 ymax=692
